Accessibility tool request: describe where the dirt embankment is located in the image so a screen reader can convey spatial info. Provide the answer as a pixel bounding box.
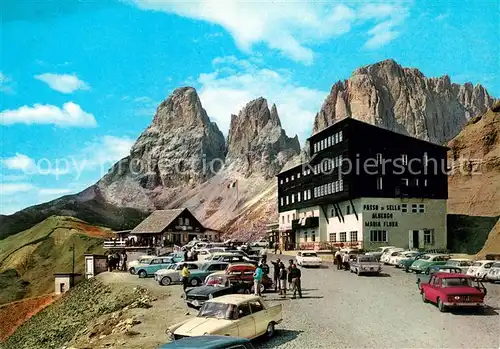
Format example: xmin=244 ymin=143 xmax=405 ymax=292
xmin=0 ymin=294 xmax=57 ymax=342
xmin=2 ymin=272 xmax=191 ymax=349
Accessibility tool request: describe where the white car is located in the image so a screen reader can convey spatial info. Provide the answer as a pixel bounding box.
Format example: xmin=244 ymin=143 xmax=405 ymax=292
xmin=388 ymin=251 xmax=419 ymax=267
xmin=466 ymin=260 xmax=495 ymax=279
xmin=380 ymin=248 xmax=404 ymax=264
xmin=485 ymin=262 xmax=500 ymax=282
xmin=365 ymin=246 xmax=396 ymax=261
xmin=296 ymin=251 xmax=322 ymax=268
xmin=154 ymin=262 xmax=200 ymax=286
xmin=446 ymin=259 xmax=473 ymax=273
xmin=127 ymin=255 xmax=155 ymax=274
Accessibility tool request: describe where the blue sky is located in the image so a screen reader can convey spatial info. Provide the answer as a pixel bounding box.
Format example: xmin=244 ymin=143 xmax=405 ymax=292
xmin=1 ymin=0 xmax=499 ymax=214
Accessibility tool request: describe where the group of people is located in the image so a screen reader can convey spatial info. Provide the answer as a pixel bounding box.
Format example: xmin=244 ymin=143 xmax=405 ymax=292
xmin=334 ymin=250 xmax=354 ymax=270
xmin=183 ymin=249 xmax=199 ymax=262
xmin=270 ymin=258 xmax=302 ymax=299
xmin=107 ymin=250 xmax=128 ymax=272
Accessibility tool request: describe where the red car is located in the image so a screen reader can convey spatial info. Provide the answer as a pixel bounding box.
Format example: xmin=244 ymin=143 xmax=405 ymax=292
xmin=420 ymin=272 xmax=487 ymax=312
xmin=205 ymin=264 xmax=273 ymax=293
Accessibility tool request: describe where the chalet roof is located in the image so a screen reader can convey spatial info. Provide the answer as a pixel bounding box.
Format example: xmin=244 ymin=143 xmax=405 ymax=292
xmin=131 ymin=208 xmax=187 ymax=234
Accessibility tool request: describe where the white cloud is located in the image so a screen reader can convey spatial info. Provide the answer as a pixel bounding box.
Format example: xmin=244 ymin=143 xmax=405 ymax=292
xmin=1 ymin=153 xmax=71 ymax=177
xmin=80 ymin=135 xmax=135 ymax=169
xmin=0 ymin=102 xmax=97 ymax=127
xmin=0 ymin=72 xmax=15 ymax=94
xmin=130 ymin=1 xmax=410 ymax=63
xmin=34 ymin=73 xmax=90 ymax=94
xmin=196 ymin=56 xmax=327 ymax=143
xmin=1 ymin=153 xmax=35 ymax=171
xmin=0 ymin=183 xmax=35 ymax=195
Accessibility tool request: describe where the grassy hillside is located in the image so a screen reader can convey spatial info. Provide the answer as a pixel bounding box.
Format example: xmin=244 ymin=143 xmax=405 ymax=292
xmin=0 ymin=216 xmax=115 ymax=305
xmin=447 ymin=214 xmax=500 ymax=254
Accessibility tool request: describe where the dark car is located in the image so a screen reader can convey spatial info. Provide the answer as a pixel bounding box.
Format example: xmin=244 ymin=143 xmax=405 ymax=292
xmin=184 ymin=283 xmax=251 ymax=310
xmin=157 ymin=335 xmax=254 ymax=348
xmin=416 ymin=265 xmax=463 ymax=290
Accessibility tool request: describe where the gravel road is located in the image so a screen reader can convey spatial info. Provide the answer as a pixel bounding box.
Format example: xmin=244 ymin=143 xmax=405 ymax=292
xmin=257 ymin=255 xmax=500 ymax=349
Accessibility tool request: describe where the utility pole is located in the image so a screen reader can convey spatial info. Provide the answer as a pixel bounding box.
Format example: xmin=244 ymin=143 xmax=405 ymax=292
xmin=72 ymin=242 xmax=75 ymax=284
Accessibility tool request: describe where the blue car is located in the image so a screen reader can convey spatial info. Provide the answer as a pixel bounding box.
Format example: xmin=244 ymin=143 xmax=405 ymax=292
xmin=157 ymin=335 xmax=254 ymax=348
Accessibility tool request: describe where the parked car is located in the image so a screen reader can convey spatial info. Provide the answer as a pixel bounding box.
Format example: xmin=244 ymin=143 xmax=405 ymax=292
xmin=157 ymin=335 xmax=255 ymax=348
xmin=185 ymin=283 xmax=252 ymax=310
xmin=409 ymin=254 xmax=450 ymax=274
xmin=399 ymin=252 xmax=427 ymax=271
xmin=250 ymin=240 xmax=268 ymax=248
xmin=128 ymin=255 xmax=155 ymax=274
xmin=389 ymin=251 xmax=419 ymax=267
xmin=205 ymin=264 xmax=273 ymax=294
xmin=134 ymin=257 xmax=175 ymax=278
xmin=420 ymin=273 xmax=487 ymax=312
xmin=168 ymin=252 xmax=185 ymax=263
xmin=205 ymin=253 xmax=258 ymax=266
xmin=485 ymin=262 xmax=500 ymax=282
xmin=416 ymin=265 xmax=463 ymax=290
xmin=155 ymin=262 xmax=201 ymax=286
xmin=296 ymin=251 xmax=322 ymax=267
xmin=186 ymin=262 xmax=229 ymax=287
xmin=466 ymin=260 xmax=495 ymax=280
xmin=349 ymin=255 xmax=382 ymax=275
xmin=166 ymin=295 xmax=282 ymax=340
xmin=445 ymin=259 xmax=473 ymax=273
xmin=365 ymin=246 xmax=396 ymax=261
xmin=380 ymin=248 xmax=405 ymax=264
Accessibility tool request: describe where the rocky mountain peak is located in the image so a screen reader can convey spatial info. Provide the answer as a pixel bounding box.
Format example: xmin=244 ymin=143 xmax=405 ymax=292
xmin=227 ymin=98 xmax=300 ymax=179
xmin=314 ymin=59 xmax=494 ymax=144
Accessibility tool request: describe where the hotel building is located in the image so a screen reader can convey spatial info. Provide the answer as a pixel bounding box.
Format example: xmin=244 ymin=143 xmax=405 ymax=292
xmin=277 ymin=118 xmax=448 ymax=251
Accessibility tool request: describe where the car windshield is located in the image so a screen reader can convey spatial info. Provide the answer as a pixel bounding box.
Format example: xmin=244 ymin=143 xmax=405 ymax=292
xmin=303 ymin=253 xmax=318 ymax=257
xmin=138 ymin=258 xmax=151 ymax=263
xmin=419 ymin=255 xmax=431 ymax=260
xmin=471 ymin=262 xmax=483 ymax=267
xmin=492 ymin=262 xmax=500 ymax=268
xmin=441 ymin=277 xmax=472 ymax=287
xmin=359 ymin=256 xmax=377 ymax=262
xmin=198 ymin=302 xmax=235 ymax=320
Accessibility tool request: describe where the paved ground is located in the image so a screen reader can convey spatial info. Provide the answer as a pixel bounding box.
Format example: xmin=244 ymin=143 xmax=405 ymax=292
xmin=257 ymin=254 xmax=500 ymax=349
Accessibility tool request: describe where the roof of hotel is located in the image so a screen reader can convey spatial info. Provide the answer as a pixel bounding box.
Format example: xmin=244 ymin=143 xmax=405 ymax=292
xmin=131 ymin=208 xmax=187 ymax=234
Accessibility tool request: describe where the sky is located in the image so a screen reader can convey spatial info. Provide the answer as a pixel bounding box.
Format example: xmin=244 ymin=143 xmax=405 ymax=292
xmin=1 ymin=0 xmax=499 ymax=215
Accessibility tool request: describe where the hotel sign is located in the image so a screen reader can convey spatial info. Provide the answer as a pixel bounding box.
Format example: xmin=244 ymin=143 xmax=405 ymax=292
xmin=363 ymin=204 xmax=400 ymax=228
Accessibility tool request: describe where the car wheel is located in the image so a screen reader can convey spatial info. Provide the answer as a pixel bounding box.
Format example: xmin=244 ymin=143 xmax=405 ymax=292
xmin=265 ymin=322 xmax=275 ymax=339
xmin=437 ymin=298 xmax=446 ymax=312
xmin=421 ymin=291 xmax=428 ymax=303
xmin=260 ymin=283 xmax=266 ymax=294
xmin=129 ymin=267 xmax=135 ymax=274
xmin=161 ymin=276 xmax=172 ymax=286
xmin=190 ymin=278 xmax=201 ymax=287
xmin=138 ymin=270 xmax=147 ymax=278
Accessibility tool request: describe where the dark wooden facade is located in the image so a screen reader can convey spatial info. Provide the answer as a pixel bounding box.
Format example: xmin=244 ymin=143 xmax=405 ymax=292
xmin=278 ymin=118 xmax=448 ymax=213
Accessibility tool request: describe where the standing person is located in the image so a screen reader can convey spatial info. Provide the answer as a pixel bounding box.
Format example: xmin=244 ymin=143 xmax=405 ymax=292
xmin=274 ymin=242 xmax=278 ymax=255
xmin=287 ymin=259 xmax=294 ymax=291
xmin=335 ymin=250 xmax=342 ymax=270
xmin=278 ymin=263 xmax=287 ymax=298
xmin=121 ymin=250 xmax=128 ymax=272
xmin=253 ymin=264 xmax=263 ymax=296
xmin=183 ymin=249 xmax=189 ymax=262
xmin=342 ymin=252 xmax=350 ymax=270
xmin=271 ymin=258 xmax=281 ymax=292
xmin=181 ymin=263 xmax=191 ymax=296
xmin=290 ymin=264 xmax=302 ymax=299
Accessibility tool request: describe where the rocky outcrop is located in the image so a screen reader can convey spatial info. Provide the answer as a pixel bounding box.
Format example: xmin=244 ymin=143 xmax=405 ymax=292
xmin=226 ymin=98 xmax=300 ymax=179
xmin=314 ymin=59 xmax=494 ymax=144
xmin=97 ymin=87 xmax=226 ymax=210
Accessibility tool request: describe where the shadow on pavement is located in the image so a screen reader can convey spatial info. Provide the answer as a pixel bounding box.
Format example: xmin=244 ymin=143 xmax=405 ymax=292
xmin=449 ymin=305 xmax=499 ymax=316
xmin=254 ymin=329 xmax=303 ymax=348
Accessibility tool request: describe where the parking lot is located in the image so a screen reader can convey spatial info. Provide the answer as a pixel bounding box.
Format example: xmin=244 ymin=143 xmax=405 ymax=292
xmin=259 ymin=254 xmax=500 ymax=349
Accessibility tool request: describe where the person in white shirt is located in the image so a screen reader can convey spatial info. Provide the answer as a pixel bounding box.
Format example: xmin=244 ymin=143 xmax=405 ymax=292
xmin=342 ymin=252 xmax=350 ymax=270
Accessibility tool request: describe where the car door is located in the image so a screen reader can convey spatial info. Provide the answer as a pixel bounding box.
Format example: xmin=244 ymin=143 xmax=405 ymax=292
xmin=236 ymin=302 xmax=256 ymax=339
xmin=428 ymin=276 xmax=441 ymax=303
xmin=249 ymin=300 xmax=267 ymax=336
xmin=149 ymin=259 xmax=163 ymax=274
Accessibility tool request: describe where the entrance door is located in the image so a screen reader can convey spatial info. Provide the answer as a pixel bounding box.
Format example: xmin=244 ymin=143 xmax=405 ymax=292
xmin=60 ymin=283 xmax=66 ymax=293
xmin=412 ymin=230 xmax=419 ymax=249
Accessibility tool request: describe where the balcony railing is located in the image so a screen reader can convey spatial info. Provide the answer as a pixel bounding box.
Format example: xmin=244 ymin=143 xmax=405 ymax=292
xmin=292 ymin=216 xmax=319 ymax=230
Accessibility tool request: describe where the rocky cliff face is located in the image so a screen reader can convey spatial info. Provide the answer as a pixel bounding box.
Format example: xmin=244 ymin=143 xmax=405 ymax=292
xmin=97 ymin=87 xmax=226 ymax=210
xmin=314 ymin=59 xmax=494 ymax=144
xmin=226 ymin=98 xmax=300 ymax=179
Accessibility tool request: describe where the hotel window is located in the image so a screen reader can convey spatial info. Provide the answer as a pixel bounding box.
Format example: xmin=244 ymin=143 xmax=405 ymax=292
xmin=424 ymin=179 xmax=428 ymax=187
xmin=297 ymin=173 xmax=300 ymax=179
xmin=339 ymin=180 xmax=344 ymax=191
xmin=370 ymin=230 xmax=388 ymax=242
xmin=291 ymin=175 xmax=294 ymax=181
xmin=350 ymin=231 xmax=358 ymax=242
xmin=346 ymin=205 xmax=351 ymax=215
xmin=281 ymin=216 xmax=284 ymax=224
xmin=327 ymin=136 xmax=331 ymax=147
xmin=411 ymin=203 xmax=418 ymax=213
xmin=280 ymin=197 xmax=284 ymax=206
xmin=293 ymin=213 xmax=296 ymax=220
xmin=286 ymin=196 xmax=289 ymax=205
xmin=401 ymin=203 xmax=408 ymax=213
xmin=329 ymin=233 xmax=336 ymax=242
xmin=291 ymin=194 xmax=295 ymax=203
xmin=286 ymin=177 xmax=289 ymax=183
xmin=184 ymin=218 xmax=189 ymax=225
xmin=339 ymin=232 xmax=347 ymax=242
xmin=308 ymin=190 xmax=312 ymax=199
xmin=304 ymin=232 xmax=308 ymax=242
xmin=402 ymin=178 xmax=409 ymax=187
xmin=334 ymin=133 xmax=339 ymax=144
xmin=314 ymin=187 xmax=318 ymax=197
xmin=297 ymin=192 xmax=301 ymax=202
xmin=376 ymin=177 xmax=383 ymax=190
xmin=287 ymin=215 xmax=290 ymax=223
xmin=303 ymin=190 xmax=307 ymax=200
xmin=414 ymin=178 xmax=419 ymax=186
xmin=339 ymin=155 xmax=343 ymax=167
xmin=338 ymin=131 xmax=343 ymax=142
xmin=376 ymin=153 xmax=383 ymax=164
xmin=402 ymin=154 xmax=408 ymax=166
xmin=424 ymin=229 xmax=435 ymax=244
xmin=418 ymin=203 xmax=425 ymax=213
xmin=280 ymin=179 xmax=283 ymax=184
xmin=314 ymin=143 xmax=318 ymax=153
xmin=178 ymin=217 xmax=183 ymax=225
xmin=311 ymin=231 xmax=316 ymax=242
xmin=423 ymin=152 xmax=428 ymax=164
xmin=331 ymin=208 xmax=336 ymax=217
